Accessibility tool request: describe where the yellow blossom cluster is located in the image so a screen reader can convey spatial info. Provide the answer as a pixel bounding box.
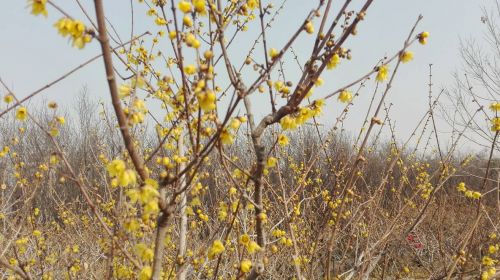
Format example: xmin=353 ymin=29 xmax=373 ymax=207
xmin=456 ymin=182 xmax=482 ymax=199
xmin=279 ymin=100 xmax=325 ymax=130
xmin=106 ymin=159 xmax=137 ymax=187
xmin=54 ymin=18 xmax=93 ymax=49
xmin=125 ymin=183 xmax=160 ymax=220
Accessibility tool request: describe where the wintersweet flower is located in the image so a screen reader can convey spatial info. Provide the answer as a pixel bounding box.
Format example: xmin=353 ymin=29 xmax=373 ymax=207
xmin=491 ymin=117 xmax=500 ymax=131
xmin=230 ymin=118 xmax=241 ymax=129
xmin=305 ymin=22 xmax=314 ymax=34
xmin=208 ymin=240 xmax=225 ymax=259
xmin=327 ymin=53 xmax=340 ymax=69
xmin=376 ymin=65 xmax=389 ymax=82
xmin=16 ymin=107 xmax=28 ymax=121
xmin=220 ymin=129 xmax=234 ymax=145
xmin=239 ymin=234 xmax=250 ymax=246
xmin=269 ymin=48 xmax=279 ymax=60
xmin=183 ymin=15 xmax=193 ymax=27
xmin=246 ymin=241 xmax=262 ymax=254
xmin=266 ymin=157 xmax=278 ymax=168
xmin=178 ymin=1 xmax=192 ymax=13
xmin=246 ymin=0 xmax=258 ymax=9
xmin=197 ymin=90 xmax=216 ymax=112
xmin=278 ymin=134 xmax=289 ymax=146
xmin=54 ymin=18 xmax=93 ymax=49
xmin=280 ymin=115 xmax=297 ymax=130
xmin=155 ymin=17 xmax=167 ymax=25
xmin=29 ymin=0 xmax=48 ymax=17
xmin=3 ymin=94 xmax=13 ymax=103
xmin=240 ymin=259 xmax=252 ymax=273
xmin=338 ymin=90 xmax=352 ymax=103
xmin=193 ymin=0 xmax=207 ymax=15
xmin=418 ymin=31 xmax=429 ymax=45
xmin=138 ymin=266 xmax=152 ymax=280
xmin=400 ymin=51 xmax=414 ymax=63
xmin=184 ymin=64 xmax=197 ymax=75
xmin=490 ymin=102 xmax=500 ymax=112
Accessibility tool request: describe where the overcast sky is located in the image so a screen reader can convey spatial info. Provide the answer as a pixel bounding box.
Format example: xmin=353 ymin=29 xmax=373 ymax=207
xmin=0 ymin=0 xmax=494 ymax=153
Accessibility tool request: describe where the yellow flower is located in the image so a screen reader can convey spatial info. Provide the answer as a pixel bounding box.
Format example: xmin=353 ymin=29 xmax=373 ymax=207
xmin=155 ymin=17 xmax=167 ymax=25
xmin=269 ymin=48 xmax=279 ymax=60
xmin=119 ymin=84 xmax=132 ymax=98
xmin=400 ymin=51 xmax=414 ymax=63
xmin=327 ymin=53 xmax=340 ymax=69
xmin=178 ymin=1 xmax=192 ymax=13
xmin=220 ymin=129 xmax=234 ymax=145
xmin=204 ymin=50 xmax=213 ymax=59
xmin=71 ymin=20 xmax=86 ymax=38
xmin=134 ymin=243 xmax=154 ymax=262
xmin=56 ymin=116 xmax=65 ymax=125
xmin=492 ymin=117 xmax=500 ymax=131
xmin=482 ymin=267 xmax=497 ymax=280
xmin=138 ymin=266 xmax=152 ymax=280
xmin=457 ymin=182 xmax=466 ymax=192
xmin=418 ymin=31 xmax=429 ymax=45
xmin=272 ymin=229 xmax=286 ymax=238
xmin=240 ymin=259 xmax=252 ymax=273
xmin=471 ymin=191 xmax=482 ymax=199
xmin=197 ymin=90 xmax=216 ymax=112
xmin=208 ymin=240 xmax=225 ymax=259
xmin=240 ymin=234 xmax=250 ymax=246
xmin=314 ymin=77 xmax=324 ymax=87
xmin=124 ymin=219 xmax=140 ymax=232
xmin=184 ymin=64 xmax=197 ymax=75
xmin=230 ymin=118 xmax=241 ymax=129
xmin=183 ymin=15 xmax=193 ymax=27
xmin=247 ymin=0 xmax=258 ymax=9
xmin=266 ymin=157 xmax=278 ymax=168
xmin=259 ymin=212 xmax=268 ymax=223
xmin=246 ymin=241 xmax=261 ymax=254
xmin=106 ymin=159 xmax=126 ymax=177
xmin=490 ymin=102 xmax=500 ymax=112
xmin=338 ymin=90 xmax=352 ymax=103
xmin=73 ymin=34 xmax=92 ymax=49
xmin=54 ymin=18 xmax=74 ymax=37
xmin=3 ymin=94 xmax=14 ymax=103
xmin=9 ymin=258 xmax=18 ymax=266
xmin=482 ymin=256 xmax=497 ymax=266
xmin=280 ymin=115 xmax=297 ymax=130
xmin=278 ymin=134 xmax=289 ymax=146
xmin=16 ymin=107 xmax=28 ymax=121
xmin=139 ymin=185 xmax=160 ymax=204
xmin=29 ymin=0 xmax=48 ymax=17
xmin=489 ymin=245 xmax=499 ymax=254
xmin=376 ymin=65 xmax=389 ymax=82
xmin=118 ymin=169 xmax=137 ymax=187
xmin=144 ymin=199 xmax=160 ymax=215
xmin=305 ymin=21 xmax=314 ymax=34
xmin=169 ymin=31 xmax=177 ymax=40
xmin=146 ymin=8 xmax=157 ymax=16
xmin=185 ymin=33 xmax=200 ymax=48
xmin=193 ymin=0 xmax=206 ymax=14
xmin=54 ymin=18 xmax=92 ymax=49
